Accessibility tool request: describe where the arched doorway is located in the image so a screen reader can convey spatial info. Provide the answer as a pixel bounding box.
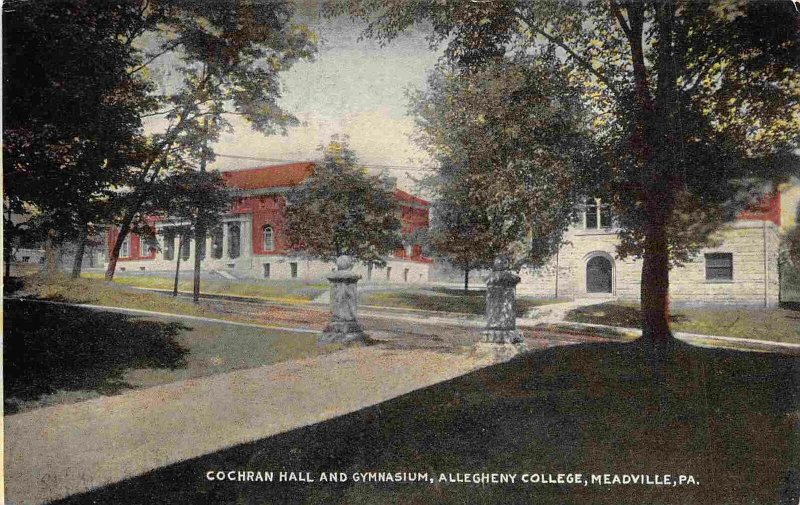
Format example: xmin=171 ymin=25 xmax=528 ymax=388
xmin=586 ymin=256 xmax=613 ymax=294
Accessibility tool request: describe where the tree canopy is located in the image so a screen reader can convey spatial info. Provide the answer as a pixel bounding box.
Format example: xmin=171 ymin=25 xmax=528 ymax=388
xmin=3 ymin=0 xmax=152 ymax=242
xmin=330 ymin=0 xmax=800 ymax=346
xmin=284 ymin=138 xmax=402 ymax=266
xmin=411 ymin=52 xmax=594 ymax=268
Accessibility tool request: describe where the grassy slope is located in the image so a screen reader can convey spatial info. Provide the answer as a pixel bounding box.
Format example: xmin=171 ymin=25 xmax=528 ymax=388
xmin=565 ymin=302 xmax=800 ymax=344
xmin=4 ymin=299 xmax=338 ymax=414
xmin=361 ymin=287 xmax=561 ymax=316
xmin=82 ymin=272 xmax=327 ymax=302
xmin=10 ymin=273 xmax=306 ymax=327
xmin=55 ymin=342 xmax=799 ymax=505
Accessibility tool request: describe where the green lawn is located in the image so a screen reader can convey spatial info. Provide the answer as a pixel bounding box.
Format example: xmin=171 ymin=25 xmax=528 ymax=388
xmin=82 ymin=271 xmax=327 ymax=302
xmin=565 ymin=302 xmax=800 ymax=344
xmin=9 ymin=273 xmax=314 ymax=327
xmin=4 ymin=299 xmax=339 ymax=414
xmin=360 ymin=287 xmax=561 ymax=316
xmin=54 ymin=342 xmax=798 ymax=505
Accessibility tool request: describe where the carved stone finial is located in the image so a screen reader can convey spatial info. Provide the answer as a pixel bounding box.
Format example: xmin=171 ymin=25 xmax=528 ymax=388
xmin=336 ymin=255 xmax=354 ymax=271
xmin=493 ymin=255 xmax=510 ymax=271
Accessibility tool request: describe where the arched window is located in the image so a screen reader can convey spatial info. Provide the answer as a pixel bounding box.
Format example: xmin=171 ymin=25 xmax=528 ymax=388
xmin=120 ymin=237 xmax=130 ymax=258
xmin=263 ymin=225 xmax=275 ymax=252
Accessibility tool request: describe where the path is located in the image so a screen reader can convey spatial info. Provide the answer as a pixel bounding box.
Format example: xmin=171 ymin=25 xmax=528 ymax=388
xmin=5 ymin=343 xmax=520 ymax=505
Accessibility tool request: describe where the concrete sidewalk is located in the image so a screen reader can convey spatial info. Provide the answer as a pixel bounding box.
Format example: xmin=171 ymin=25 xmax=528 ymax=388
xmin=4 ymin=344 xmax=518 ymax=505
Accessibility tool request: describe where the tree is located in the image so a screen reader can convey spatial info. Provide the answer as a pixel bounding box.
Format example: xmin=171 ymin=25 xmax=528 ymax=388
xmin=427 ymin=192 xmax=496 ymax=292
xmin=3 ymin=0 xmax=153 ymax=277
xmin=151 ymin=170 xmax=230 ymax=300
xmin=284 ymin=138 xmax=403 ymax=265
xmin=102 ymin=0 xmax=318 ymax=281
xmin=410 ymin=54 xmax=594 ymax=284
xmin=330 ymin=0 xmax=800 ymax=352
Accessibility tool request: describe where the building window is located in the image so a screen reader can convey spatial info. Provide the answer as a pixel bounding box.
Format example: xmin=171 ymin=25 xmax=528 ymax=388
xmin=290 ymin=262 xmax=298 ymax=278
xmin=705 ymin=253 xmax=733 ymax=281
xmin=584 ymin=198 xmax=613 ymax=229
xmin=228 ymin=223 xmax=240 ymax=259
xmin=120 ymin=237 xmax=130 ymax=258
xmin=141 ymin=238 xmax=157 ymax=257
xmin=163 ymin=229 xmax=175 ymax=260
xmin=403 ymin=268 xmax=409 ymax=282
xmin=263 ymin=263 xmax=270 ymax=278
xmin=263 ymin=225 xmax=275 ymax=251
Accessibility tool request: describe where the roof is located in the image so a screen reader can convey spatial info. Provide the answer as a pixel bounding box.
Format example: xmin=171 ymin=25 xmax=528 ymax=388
xmin=221 ymin=161 xmax=430 ymax=207
xmin=394 ymin=189 xmax=430 ymax=207
xmin=221 ymin=162 xmax=315 ymax=191
xmin=738 ymin=192 xmax=781 ymax=226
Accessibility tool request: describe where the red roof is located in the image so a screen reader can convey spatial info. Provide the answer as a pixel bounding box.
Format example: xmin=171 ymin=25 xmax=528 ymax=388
xmin=221 ymin=162 xmax=314 ymax=191
xmin=738 ymin=192 xmax=781 ymax=226
xmin=221 ymin=161 xmax=429 ymax=206
xmin=394 ymin=189 xmax=430 ymax=207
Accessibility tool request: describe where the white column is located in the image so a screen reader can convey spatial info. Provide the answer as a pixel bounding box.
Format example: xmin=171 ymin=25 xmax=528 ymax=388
xmin=241 ymin=217 xmax=252 ymax=258
xmin=188 ymin=237 xmax=196 ymax=264
xmin=205 ymin=235 xmax=213 ymax=262
xmin=173 ymin=236 xmax=181 ymax=262
xmin=157 ymin=229 xmax=167 ymax=261
xmin=222 ymin=222 xmax=230 ymax=260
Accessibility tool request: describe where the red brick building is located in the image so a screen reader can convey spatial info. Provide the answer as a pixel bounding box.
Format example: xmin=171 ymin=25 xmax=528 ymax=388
xmin=106 ymin=162 xmax=432 ymax=282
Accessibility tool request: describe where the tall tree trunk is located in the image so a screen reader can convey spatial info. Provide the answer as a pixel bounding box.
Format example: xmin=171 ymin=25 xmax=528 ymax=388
xmin=193 ymin=221 xmax=204 ymax=303
xmin=44 ymin=228 xmax=59 ymax=278
xmin=173 ymin=234 xmax=184 ymax=297
xmin=105 ymin=215 xmax=133 ymax=281
xmin=640 ymin=215 xmax=672 ymax=348
xmin=193 ymin=116 xmax=209 ymax=304
xmin=464 ymin=267 xmax=469 ymax=293
xmin=71 ymin=224 xmax=88 ymax=279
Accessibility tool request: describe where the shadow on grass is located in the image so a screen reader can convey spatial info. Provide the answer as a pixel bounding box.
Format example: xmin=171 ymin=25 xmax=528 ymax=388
xmin=781 ymin=301 xmax=800 ymax=312
xmin=363 ymin=290 xmax=547 ymax=317
xmin=566 ymin=303 xmax=691 ymax=329
xmin=4 ymin=299 xmax=189 ymax=414
xmin=53 ymin=341 xmax=799 ymax=505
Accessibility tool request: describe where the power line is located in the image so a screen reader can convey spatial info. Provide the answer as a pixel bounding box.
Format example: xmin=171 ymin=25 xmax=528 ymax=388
xmin=213 ymin=152 xmax=437 ymax=172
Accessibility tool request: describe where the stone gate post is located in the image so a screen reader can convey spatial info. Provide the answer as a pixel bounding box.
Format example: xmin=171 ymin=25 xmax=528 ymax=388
xmin=320 ymin=255 xmax=368 ymax=344
xmin=482 ymin=256 xmax=524 ymax=344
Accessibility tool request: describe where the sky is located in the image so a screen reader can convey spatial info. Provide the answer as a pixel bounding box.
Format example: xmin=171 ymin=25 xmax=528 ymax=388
xmin=205 ymin=8 xmax=443 ymax=191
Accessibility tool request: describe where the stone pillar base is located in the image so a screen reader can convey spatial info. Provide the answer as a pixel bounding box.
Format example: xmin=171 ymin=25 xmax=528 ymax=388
xmin=321 ymin=321 xmax=368 ymax=345
xmin=480 ymin=329 xmax=524 ymax=344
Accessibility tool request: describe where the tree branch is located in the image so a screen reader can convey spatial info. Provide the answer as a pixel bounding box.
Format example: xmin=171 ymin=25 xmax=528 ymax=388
xmin=609 ymin=0 xmax=632 ymax=39
xmin=128 ymin=39 xmax=181 ymax=75
xmin=515 ymin=12 xmax=622 ymax=99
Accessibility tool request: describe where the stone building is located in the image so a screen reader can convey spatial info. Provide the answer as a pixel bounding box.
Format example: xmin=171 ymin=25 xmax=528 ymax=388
xmin=519 ymin=185 xmax=799 ymax=307
xmin=106 ymin=162 xmax=432 ymax=283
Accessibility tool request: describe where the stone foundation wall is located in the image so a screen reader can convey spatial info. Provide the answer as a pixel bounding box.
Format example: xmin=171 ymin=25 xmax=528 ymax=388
xmin=108 ymin=254 xmax=431 ymax=284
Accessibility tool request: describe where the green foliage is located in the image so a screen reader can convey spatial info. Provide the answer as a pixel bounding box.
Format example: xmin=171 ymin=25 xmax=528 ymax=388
xmin=284 ymin=137 xmax=402 ymax=266
xmin=336 ymin=0 xmax=800 ymax=262
xmin=411 ymin=53 xmax=593 ymax=268
xmin=152 ymin=169 xmax=231 ymax=244
xmin=3 ymin=0 xmax=153 ymax=239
